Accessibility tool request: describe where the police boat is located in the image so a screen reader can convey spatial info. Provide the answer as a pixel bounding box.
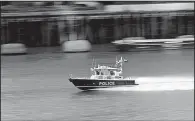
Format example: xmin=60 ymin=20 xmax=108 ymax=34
xmin=69 ymin=57 xmax=138 ymax=91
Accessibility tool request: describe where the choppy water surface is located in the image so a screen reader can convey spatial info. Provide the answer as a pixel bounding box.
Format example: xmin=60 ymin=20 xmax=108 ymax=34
xmin=1 ymin=49 xmax=194 ymax=120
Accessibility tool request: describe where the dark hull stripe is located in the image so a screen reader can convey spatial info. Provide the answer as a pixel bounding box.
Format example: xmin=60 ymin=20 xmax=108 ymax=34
xmin=69 ymin=78 xmax=138 ymax=90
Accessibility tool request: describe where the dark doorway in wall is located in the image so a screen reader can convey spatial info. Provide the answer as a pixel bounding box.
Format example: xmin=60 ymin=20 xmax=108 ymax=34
xmin=156 ymin=16 xmax=163 ymax=39
xmin=50 ymin=23 xmax=60 ymax=46
xmin=8 ymin=22 xmax=18 ymax=43
xmin=27 ymin=22 xmax=42 ymax=47
xmin=88 ymin=18 xmax=102 ymax=44
xmin=102 ymin=17 xmax=115 ymax=43
xmin=130 ymin=16 xmax=137 ymax=37
xmin=143 ymin=17 xmax=152 ymax=39
xmin=8 ymin=21 xmax=42 ymax=47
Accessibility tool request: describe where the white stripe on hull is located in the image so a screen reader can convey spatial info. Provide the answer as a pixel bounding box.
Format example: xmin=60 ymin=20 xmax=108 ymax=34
xmin=76 ymin=85 xmax=135 ymax=88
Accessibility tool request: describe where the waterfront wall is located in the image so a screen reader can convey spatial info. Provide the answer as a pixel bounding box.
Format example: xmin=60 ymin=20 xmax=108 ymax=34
xmin=1 ymin=10 xmax=194 ymax=47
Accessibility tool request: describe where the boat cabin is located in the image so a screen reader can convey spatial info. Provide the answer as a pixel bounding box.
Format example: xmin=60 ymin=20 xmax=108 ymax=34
xmin=90 ymin=65 xmax=123 ymax=79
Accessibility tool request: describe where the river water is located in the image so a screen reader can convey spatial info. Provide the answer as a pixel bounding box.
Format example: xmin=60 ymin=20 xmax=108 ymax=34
xmin=1 ymin=48 xmax=194 ymax=120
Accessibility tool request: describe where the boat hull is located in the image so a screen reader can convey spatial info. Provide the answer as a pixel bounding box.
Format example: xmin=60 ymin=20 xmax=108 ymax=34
xmin=69 ymin=78 xmax=138 ymax=90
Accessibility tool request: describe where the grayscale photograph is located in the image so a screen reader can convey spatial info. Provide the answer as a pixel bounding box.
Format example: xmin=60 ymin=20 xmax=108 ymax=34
xmin=1 ymin=1 xmax=194 ymax=120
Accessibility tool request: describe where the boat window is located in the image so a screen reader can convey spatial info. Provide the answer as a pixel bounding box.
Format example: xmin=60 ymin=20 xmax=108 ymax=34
xmin=116 ymin=76 xmax=121 ymax=79
xmin=107 ymin=76 xmax=111 ymax=79
xmin=96 ymin=71 xmax=99 ymax=75
xmin=110 ymin=71 xmax=114 ymax=75
xmin=99 ymin=76 xmax=103 ymax=79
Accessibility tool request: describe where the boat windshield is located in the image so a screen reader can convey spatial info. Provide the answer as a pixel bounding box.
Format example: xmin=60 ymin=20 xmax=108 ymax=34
xmin=93 ymin=68 xmax=120 ymax=76
xmin=96 ymin=71 xmax=100 ymax=75
xmin=110 ymin=71 xmax=115 ymax=75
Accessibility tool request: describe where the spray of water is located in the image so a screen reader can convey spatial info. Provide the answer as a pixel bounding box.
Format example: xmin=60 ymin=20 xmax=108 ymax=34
xmin=93 ymin=76 xmax=194 ymax=91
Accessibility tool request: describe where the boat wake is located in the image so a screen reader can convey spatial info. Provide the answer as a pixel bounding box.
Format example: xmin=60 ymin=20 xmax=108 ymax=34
xmin=92 ymin=76 xmax=194 ymax=91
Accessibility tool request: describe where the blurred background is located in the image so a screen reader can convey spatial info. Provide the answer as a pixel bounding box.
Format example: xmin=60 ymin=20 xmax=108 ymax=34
xmin=1 ymin=1 xmax=194 ymax=49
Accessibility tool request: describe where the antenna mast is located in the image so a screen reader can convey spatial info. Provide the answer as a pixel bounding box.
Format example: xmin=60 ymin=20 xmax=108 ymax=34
xmin=92 ymin=58 xmax=94 ymax=68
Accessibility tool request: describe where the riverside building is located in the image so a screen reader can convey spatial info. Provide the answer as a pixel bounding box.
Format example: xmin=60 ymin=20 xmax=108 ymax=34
xmin=1 ymin=2 xmax=194 ymax=47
